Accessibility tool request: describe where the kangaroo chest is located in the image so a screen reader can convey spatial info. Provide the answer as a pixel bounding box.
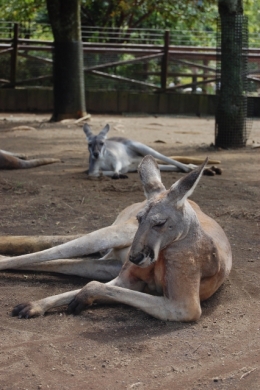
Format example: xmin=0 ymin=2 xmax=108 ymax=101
xmin=145 ymin=253 xmax=165 ymax=295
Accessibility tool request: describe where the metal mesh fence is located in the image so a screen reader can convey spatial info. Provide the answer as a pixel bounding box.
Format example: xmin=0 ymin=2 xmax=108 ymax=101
xmin=83 ymin=52 xmax=162 ymax=91
xmin=16 ymin=51 xmax=53 ymax=86
xmin=215 ymin=15 xmax=253 ymax=148
xmin=0 ymin=21 xmax=260 ymax=96
xmin=81 ymin=26 xmax=218 ymax=46
xmin=0 ymin=22 xmax=53 ymax=87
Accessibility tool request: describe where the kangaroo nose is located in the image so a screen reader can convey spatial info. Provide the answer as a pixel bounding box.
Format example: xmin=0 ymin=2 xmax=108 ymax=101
xmin=93 ymin=152 xmax=99 ymax=158
xmin=129 ymin=253 xmax=144 ymax=265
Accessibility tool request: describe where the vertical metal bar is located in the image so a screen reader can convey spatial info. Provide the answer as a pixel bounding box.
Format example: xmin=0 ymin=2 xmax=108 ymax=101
xmin=10 ymin=23 xmax=19 ymax=87
xmin=192 ymin=75 xmax=197 ymax=92
xmin=202 ymin=59 xmax=209 ymax=92
xmin=161 ymin=30 xmax=169 ymax=89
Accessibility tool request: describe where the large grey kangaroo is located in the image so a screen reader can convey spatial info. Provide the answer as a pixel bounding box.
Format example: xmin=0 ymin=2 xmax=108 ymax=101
xmin=83 ymin=124 xmax=195 ymax=178
xmin=0 ymin=156 xmax=232 ymax=321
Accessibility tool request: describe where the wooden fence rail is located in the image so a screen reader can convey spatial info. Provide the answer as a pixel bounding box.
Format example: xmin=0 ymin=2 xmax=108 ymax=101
xmin=0 ymin=22 xmax=259 ymax=92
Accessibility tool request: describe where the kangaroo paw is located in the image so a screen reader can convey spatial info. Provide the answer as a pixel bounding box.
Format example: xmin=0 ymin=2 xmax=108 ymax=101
xmin=12 ymin=302 xmax=44 ymax=318
xmin=203 ymin=168 xmax=215 ymax=176
xmin=112 ymin=173 xmax=128 ymax=179
xmin=210 ymin=166 xmax=222 ymax=175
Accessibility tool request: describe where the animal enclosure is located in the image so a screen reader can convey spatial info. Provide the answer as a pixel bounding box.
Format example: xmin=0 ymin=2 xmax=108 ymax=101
xmin=0 ymin=113 xmax=259 ymax=389
xmin=0 ymin=21 xmax=259 ymax=94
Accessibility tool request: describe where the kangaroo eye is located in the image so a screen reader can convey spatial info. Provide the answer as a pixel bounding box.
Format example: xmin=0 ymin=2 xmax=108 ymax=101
xmin=99 ymin=142 xmax=104 ymax=146
xmin=153 ymin=220 xmax=166 ymax=228
xmin=88 ymin=143 xmax=92 ymax=147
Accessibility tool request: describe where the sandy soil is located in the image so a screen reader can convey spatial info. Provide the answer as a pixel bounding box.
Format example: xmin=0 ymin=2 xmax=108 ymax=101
xmin=0 ymin=113 xmax=259 ymax=390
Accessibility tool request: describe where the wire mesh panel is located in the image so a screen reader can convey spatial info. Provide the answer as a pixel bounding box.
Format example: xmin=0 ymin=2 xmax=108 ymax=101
xmin=15 ymin=51 xmax=52 ymax=87
xmin=215 ymin=15 xmax=252 ymax=148
xmin=84 ymin=52 xmax=162 ymax=91
xmin=82 ymin=27 xmax=164 ymax=91
xmin=81 ymin=26 xmax=219 ymax=92
xmin=0 ymin=52 xmax=10 ymax=82
xmin=81 ymin=26 xmax=165 ymax=44
xmin=1 ymin=21 xmax=259 ymax=98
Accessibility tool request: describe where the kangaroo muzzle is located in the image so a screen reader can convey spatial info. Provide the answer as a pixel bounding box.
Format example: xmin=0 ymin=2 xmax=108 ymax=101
xmin=129 ymin=246 xmax=155 ymax=267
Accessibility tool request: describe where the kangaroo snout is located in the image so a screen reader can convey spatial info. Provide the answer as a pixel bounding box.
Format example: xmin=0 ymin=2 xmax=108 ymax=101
xmin=129 ymin=253 xmax=145 ymax=265
xmin=93 ymin=152 xmax=99 ymax=159
xmin=129 ymin=247 xmax=155 ymax=266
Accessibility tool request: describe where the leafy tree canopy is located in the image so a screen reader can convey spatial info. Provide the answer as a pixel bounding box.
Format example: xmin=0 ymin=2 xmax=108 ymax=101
xmin=81 ymin=0 xmax=217 ymax=30
xmin=0 ymin=0 xmax=47 ymax=22
xmin=0 ymin=0 xmax=258 ymax=34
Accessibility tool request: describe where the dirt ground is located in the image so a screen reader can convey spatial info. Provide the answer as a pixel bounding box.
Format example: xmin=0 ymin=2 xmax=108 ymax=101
xmin=0 ymin=113 xmax=259 ymax=390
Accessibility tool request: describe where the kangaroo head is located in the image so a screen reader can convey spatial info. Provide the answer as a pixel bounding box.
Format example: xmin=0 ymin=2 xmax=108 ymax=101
xmin=83 ymin=124 xmax=110 ymax=160
xmin=129 ymin=155 xmax=208 ymax=268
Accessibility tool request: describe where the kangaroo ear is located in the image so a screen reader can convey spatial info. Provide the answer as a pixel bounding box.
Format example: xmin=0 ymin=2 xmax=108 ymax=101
xmin=99 ymin=124 xmax=110 ymax=139
xmin=138 ymin=155 xmax=166 ymax=200
xmin=83 ymin=124 xmax=93 ymax=141
xmin=168 ymin=158 xmax=208 ymax=207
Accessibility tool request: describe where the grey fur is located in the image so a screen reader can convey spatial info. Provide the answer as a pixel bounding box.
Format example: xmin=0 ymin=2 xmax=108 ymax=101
xmin=83 ymin=124 xmax=194 ymax=179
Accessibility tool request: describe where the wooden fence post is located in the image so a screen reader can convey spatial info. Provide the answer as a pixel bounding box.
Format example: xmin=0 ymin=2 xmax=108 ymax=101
xmin=161 ymin=30 xmax=169 ymax=89
xmin=10 ymin=23 xmax=19 ymax=87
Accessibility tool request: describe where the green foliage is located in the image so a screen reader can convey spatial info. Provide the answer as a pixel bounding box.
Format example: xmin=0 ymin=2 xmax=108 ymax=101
xmin=81 ymin=0 xmax=218 ymax=30
xmin=1 ymin=0 xmax=259 ymax=41
xmin=0 ymin=0 xmax=47 ymax=22
xmin=244 ymin=0 xmax=260 ymax=34
xmin=0 ymin=0 xmax=218 ymax=31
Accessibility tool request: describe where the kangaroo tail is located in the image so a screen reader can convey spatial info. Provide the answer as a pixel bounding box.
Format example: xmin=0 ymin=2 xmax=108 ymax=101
xmin=18 ymin=158 xmax=60 ymax=169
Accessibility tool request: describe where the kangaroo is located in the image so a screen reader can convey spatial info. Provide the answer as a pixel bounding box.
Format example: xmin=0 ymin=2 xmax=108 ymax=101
xmin=0 ymin=156 xmax=232 ymax=321
xmin=0 ymin=150 xmax=60 ymax=169
xmin=83 ymin=123 xmax=195 ymax=178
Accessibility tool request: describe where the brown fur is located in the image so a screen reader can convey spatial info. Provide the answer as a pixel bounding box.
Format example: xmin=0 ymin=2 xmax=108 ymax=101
xmin=0 ymin=150 xmax=60 ymax=169
xmin=1 ymin=156 xmax=232 ymax=322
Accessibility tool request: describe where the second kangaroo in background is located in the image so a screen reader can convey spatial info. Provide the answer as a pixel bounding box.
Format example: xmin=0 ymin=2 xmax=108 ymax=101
xmin=83 ymin=123 xmax=196 ymax=179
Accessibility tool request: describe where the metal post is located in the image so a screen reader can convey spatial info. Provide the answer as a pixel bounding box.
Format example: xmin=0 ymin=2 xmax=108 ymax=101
xmin=161 ymin=30 xmax=169 ymax=89
xmin=10 ymin=23 xmax=19 ymax=87
xmin=202 ymin=59 xmax=209 ymax=93
xmin=192 ymin=75 xmax=197 ymax=92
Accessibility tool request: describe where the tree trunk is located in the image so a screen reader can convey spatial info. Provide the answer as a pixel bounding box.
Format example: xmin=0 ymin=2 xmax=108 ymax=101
xmin=215 ymin=0 xmax=247 ymax=148
xmin=46 ymin=0 xmax=87 ymax=121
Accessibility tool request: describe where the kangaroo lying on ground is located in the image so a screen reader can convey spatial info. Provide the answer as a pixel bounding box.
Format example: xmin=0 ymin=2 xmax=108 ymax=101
xmin=0 ymin=150 xmax=60 ymax=169
xmin=83 ymin=124 xmax=196 ymax=178
xmin=0 ymin=156 xmax=232 ymax=321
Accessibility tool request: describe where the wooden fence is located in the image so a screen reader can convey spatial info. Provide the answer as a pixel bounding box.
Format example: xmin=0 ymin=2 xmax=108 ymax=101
xmin=0 ymin=22 xmax=259 ymax=115
xmin=0 ymin=22 xmax=259 ymax=93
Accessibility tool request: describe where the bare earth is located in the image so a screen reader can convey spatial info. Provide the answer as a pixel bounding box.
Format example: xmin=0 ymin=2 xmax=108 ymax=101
xmin=0 ymin=113 xmax=259 ymax=390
